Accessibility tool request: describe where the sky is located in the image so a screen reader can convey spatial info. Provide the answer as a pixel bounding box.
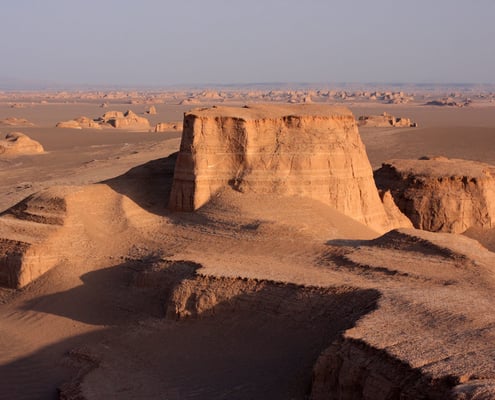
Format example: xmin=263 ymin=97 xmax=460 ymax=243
xmin=0 ymin=0 xmax=494 ymax=87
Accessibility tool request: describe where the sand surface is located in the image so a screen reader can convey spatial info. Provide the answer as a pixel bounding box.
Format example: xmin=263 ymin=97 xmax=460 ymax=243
xmin=1 ymin=95 xmax=495 ymax=399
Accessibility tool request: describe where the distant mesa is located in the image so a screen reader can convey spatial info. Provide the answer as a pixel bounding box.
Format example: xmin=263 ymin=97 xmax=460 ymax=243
xmin=0 ymin=117 xmax=34 ymax=127
xmin=375 ymin=157 xmax=495 ymax=233
xmin=169 ymin=104 xmax=411 ymax=233
xmin=154 ymin=122 xmax=182 ymax=132
xmin=426 ymin=97 xmax=472 ymax=107
xmin=56 ymin=110 xmax=151 ymax=131
xmin=358 ymin=112 xmax=417 ymax=128
xmin=0 ymin=132 xmax=44 ymax=156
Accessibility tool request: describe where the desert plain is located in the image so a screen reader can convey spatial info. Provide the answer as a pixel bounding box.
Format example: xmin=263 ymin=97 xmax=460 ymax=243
xmin=1 ymin=87 xmax=495 ymax=399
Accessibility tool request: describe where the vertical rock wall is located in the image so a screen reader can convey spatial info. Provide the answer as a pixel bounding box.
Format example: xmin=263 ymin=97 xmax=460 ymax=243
xmin=169 ymin=104 xmax=408 ymax=233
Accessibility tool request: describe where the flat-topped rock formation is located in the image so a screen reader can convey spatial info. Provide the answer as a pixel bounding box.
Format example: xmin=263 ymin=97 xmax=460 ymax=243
xmin=375 ymin=156 xmax=495 ymax=233
xmin=169 ymin=104 xmax=410 ymax=233
xmin=426 ymin=97 xmax=472 ymax=107
xmin=358 ymin=112 xmax=417 ymax=128
xmin=0 ymin=132 xmax=44 ymax=156
xmin=56 ymin=110 xmax=151 ymax=131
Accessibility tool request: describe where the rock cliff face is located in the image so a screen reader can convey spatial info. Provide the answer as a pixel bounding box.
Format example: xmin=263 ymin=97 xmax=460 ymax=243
xmin=169 ymin=104 xmax=408 ymax=233
xmin=375 ymin=157 xmax=495 ymax=233
xmin=311 ymin=338 xmax=453 ymax=400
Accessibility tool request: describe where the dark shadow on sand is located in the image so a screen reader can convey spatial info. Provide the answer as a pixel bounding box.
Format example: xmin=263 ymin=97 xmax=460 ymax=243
xmin=11 ymin=259 xmax=381 ymax=400
xmin=102 ymin=152 xmax=178 ymax=217
xmin=101 ymin=152 xmax=247 ymax=230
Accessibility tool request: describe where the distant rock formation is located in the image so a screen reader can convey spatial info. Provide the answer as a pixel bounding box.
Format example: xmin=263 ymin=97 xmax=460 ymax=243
xmin=358 ymin=112 xmax=417 ymax=128
xmin=56 ymin=110 xmax=150 ymax=131
xmin=146 ymin=105 xmax=157 ymax=115
xmin=169 ymin=104 xmax=410 ymax=233
xmin=426 ymin=97 xmax=472 ymax=107
xmin=56 ymin=116 xmax=102 ymax=130
xmin=154 ymin=122 xmax=182 ymax=132
xmin=375 ymin=156 xmax=495 ymax=233
xmin=102 ymin=110 xmax=150 ymax=130
xmin=0 ymin=117 xmax=34 ymax=127
xmin=56 ymin=120 xmax=83 ymax=129
xmin=179 ymin=98 xmax=200 ymax=105
xmin=0 ymin=132 xmax=44 ymax=156
xmin=101 ymin=111 xmax=124 ymax=120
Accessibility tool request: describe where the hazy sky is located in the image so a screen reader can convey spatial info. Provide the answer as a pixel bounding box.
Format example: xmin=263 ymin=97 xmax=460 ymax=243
xmin=1 ymin=0 xmax=494 ymax=86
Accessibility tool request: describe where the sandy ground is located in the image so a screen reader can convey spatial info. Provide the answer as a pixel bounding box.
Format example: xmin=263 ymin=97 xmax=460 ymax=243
xmin=1 ymin=98 xmax=495 ymax=399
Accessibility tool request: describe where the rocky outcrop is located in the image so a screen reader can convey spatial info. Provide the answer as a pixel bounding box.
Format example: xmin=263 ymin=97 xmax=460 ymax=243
xmin=312 ymin=228 xmax=495 ymax=399
xmin=0 ymin=189 xmax=66 ymax=287
xmin=0 ymin=184 xmax=157 ymax=288
xmin=0 ymin=117 xmax=34 ymax=127
xmin=56 ymin=116 xmax=102 ymax=129
xmin=169 ymin=104 xmax=409 ymax=233
xmin=357 ymin=112 xmax=417 ymax=128
xmin=145 ymin=105 xmax=157 ymax=115
xmin=374 ymin=157 xmax=495 ymax=233
xmin=311 ymin=338 xmax=453 ymax=400
xmin=57 ymin=111 xmax=151 ymax=131
xmin=102 ymin=110 xmax=150 ymax=130
xmin=426 ymin=98 xmax=471 ymax=107
xmin=154 ymin=122 xmax=182 ymax=132
xmin=0 ymin=132 xmax=44 ymax=156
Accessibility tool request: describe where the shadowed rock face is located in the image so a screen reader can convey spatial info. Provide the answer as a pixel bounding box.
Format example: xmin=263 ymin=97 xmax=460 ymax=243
xmin=375 ymin=157 xmax=495 ymax=233
xmin=169 ymin=104 xmax=407 ymax=233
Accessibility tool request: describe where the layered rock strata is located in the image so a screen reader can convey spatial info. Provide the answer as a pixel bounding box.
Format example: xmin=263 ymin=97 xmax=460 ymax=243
xmin=375 ymin=157 xmax=495 ymax=233
xmin=169 ymin=104 xmax=408 ymax=233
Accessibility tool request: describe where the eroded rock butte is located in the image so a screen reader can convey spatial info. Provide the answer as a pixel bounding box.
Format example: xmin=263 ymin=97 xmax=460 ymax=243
xmin=169 ymin=104 xmax=409 ymax=233
xmin=375 ymin=157 xmax=495 ymax=233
